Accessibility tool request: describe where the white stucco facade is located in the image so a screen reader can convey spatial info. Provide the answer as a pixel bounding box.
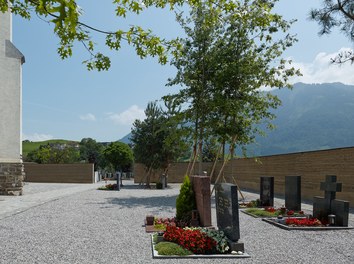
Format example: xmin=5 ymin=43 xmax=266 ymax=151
xmin=0 ymin=11 xmax=24 ymax=163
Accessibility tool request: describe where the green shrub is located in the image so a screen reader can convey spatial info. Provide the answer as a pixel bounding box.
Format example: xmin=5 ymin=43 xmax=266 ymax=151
xmin=176 ymin=176 xmax=196 ymax=224
xmin=156 ymin=182 xmax=163 ymax=189
xmin=155 ymin=242 xmax=193 ymax=256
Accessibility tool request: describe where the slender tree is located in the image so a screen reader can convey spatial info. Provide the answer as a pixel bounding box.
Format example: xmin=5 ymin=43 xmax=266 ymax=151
xmin=166 ymin=0 xmax=301 ymax=178
xmin=131 ymin=101 xmax=188 ymax=187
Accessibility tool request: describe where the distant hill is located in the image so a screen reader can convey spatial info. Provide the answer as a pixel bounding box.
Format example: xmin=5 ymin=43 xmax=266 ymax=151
xmin=22 ymin=139 xmax=78 ymax=157
xmin=119 ymin=82 xmax=354 ymax=156
xmin=119 ymin=133 xmax=132 ymax=145
xmin=247 ymin=82 xmax=354 ymax=156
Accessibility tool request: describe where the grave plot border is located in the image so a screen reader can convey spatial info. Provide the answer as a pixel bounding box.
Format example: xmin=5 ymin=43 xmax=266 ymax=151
xmin=262 ymin=218 xmax=354 ymax=231
xmin=150 ymin=235 xmax=251 ymax=259
xmin=241 ymin=209 xmax=310 ymax=219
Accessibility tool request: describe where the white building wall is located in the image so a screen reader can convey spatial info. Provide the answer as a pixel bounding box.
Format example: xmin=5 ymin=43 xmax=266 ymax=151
xmin=0 ymin=11 xmax=23 ymax=163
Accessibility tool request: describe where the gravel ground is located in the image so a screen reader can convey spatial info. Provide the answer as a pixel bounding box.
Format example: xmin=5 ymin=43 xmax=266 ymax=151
xmin=0 ymin=180 xmax=353 ymax=264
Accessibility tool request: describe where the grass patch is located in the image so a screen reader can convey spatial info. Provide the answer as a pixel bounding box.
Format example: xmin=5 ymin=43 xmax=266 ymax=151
xmin=245 ymin=208 xmax=278 ymax=217
xmin=155 ymin=242 xmax=193 ymax=256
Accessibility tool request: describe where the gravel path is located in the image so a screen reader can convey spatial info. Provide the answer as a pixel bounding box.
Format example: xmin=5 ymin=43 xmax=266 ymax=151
xmin=0 ymin=180 xmax=353 ymax=264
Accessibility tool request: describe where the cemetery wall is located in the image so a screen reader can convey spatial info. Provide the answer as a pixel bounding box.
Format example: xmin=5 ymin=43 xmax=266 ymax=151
xmin=24 ymin=163 xmax=95 ymax=183
xmin=134 ymin=146 xmax=354 ymax=205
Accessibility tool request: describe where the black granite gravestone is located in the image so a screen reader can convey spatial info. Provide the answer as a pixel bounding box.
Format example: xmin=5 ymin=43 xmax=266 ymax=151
xmin=313 ymin=175 xmax=350 ymax=226
xmin=285 ymin=176 xmax=301 ymax=211
xmin=331 ymin=199 xmax=350 ymax=227
xmin=116 ymin=173 xmax=121 ymax=191
xmin=215 ymin=183 xmax=244 ymax=251
xmin=260 ymin=176 xmax=274 ymax=207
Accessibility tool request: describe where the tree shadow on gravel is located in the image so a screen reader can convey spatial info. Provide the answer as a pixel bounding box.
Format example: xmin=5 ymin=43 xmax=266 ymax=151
xmin=105 ymin=195 xmax=178 ymax=210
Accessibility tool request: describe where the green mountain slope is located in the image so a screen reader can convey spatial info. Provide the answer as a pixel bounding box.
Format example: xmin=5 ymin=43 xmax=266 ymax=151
xmin=250 ymin=82 xmax=354 ymax=155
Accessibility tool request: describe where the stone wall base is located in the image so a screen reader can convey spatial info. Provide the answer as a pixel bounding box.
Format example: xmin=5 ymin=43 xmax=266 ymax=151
xmin=0 ymin=162 xmax=24 ymax=195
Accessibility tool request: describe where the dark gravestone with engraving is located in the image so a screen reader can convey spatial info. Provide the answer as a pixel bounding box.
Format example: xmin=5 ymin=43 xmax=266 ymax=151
xmin=260 ymin=176 xmax=274 ymax=207
xmin=313 ymin=175 xmax=349 ymax=226
xmin=285 ymin=176 xmax=301 ymax=211
xmin=215 ymin=183 xmax=244 ymax=252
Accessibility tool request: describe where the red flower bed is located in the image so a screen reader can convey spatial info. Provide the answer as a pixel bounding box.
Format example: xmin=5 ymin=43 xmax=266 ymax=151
xmin=286 ymin=217 xmax=322 ymax=226
xmin=163 ymin=226 xmax=216 ymax=254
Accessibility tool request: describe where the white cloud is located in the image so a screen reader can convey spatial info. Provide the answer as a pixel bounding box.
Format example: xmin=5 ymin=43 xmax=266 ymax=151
xmin=107 ymin=105 xmax=145 ymax=125
xmin=290 ymin=48 xmax=354 ymax=85
xmin=23 ymin=133 xmax=54 ymax=142
xmin=79 ymin=113 xmax=96 ymax=121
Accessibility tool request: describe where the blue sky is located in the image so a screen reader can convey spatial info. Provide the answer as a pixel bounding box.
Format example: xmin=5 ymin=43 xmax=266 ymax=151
xmin=12 ymin=0 xmax=354 ymax=142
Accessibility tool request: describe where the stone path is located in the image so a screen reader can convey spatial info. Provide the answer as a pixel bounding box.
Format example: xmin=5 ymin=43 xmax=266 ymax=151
xmin=0 ymin=180 xmax=353 ymax=264
xmin=0 ymin=182 xmax=103 ymax=220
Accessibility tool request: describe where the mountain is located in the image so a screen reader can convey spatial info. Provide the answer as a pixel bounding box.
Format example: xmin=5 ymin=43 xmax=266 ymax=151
xmin=119 ymin=133 xmax=132 ymax=145
xmin=120 ymin=82 xmax=354 ymax=156
xmin=247 ymin=82 xmax=354 ymax=156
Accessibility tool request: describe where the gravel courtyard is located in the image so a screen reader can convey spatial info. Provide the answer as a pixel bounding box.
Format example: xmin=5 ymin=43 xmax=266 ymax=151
xmin=0 ymin=180 xmax=353 ymax=264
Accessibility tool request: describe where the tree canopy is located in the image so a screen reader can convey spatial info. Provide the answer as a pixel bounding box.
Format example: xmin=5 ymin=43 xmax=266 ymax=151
xmin=1 ymin=0 xmax=283 ymax=71
xmin=79 ymin=138 xmax=103 ymax=169
xmin=26 ymin=142 xmax=80 ymax=164
xmin=102 ymin=141 xmax=134 ymax=172
xmin=165 ymin=0 xmax=301 ymax=174
xmin=310 ymin=0 xmax=354 ymax=64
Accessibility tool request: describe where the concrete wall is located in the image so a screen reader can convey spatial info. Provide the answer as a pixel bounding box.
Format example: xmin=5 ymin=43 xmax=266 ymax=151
xmin=134 ymin=147 xmax=354 ymax=205
xmin=24 ymin=163 xmax=95 ymax=183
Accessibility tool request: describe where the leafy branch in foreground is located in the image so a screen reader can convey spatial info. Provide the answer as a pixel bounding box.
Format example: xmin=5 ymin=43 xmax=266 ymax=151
xmin=310 ymin=0 xmax=354 ymax=64
xmin=1 ymin=0 xmax=243 ymax=70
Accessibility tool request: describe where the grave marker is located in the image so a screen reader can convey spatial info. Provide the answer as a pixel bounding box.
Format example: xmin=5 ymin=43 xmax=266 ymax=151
xmin=285 ymin=176 xmax=301 ymax=211
xmin=260 ymin=176 xmax=274 ymax=207
xmin=191 ymin=175 xmax=211 ymax=227
xmin=313 ymin=175 xmax=349 ymax=227
xmin=215 ymin=183 xmax=244 ymax=251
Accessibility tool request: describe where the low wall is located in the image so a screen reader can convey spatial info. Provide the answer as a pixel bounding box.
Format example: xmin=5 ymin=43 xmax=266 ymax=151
xmin=133 ymin=147 xmax=354 ymax=205
xmin=24 ymin=163 xmax=95 ymax=183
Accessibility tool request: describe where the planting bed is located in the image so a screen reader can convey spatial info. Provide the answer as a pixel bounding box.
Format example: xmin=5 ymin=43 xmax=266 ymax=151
xmin=151 ymin=235 xmax=250 ymax=259
xmin=262 ymin=218 xmax=354 ymax=231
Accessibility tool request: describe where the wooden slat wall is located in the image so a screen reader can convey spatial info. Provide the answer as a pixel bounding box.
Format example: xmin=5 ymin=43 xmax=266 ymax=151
xmin=24 ymin=163 xmax=95 ymax=183
xmin=133 ymin=147 xmax=354 ymax=205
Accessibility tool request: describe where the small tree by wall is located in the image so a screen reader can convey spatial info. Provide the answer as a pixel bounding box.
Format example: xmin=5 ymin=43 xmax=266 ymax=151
xmin=102 ymin=141 xmax=133 ymax=172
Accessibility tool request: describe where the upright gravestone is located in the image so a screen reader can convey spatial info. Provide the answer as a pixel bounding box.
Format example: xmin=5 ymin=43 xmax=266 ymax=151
xmin=191 ymin=175 xmax=211 ymax=227
xmin=0 ymin=10 xmax=25 ymax=195
xmin=313 ymin=175 xmax=350 ymax=226
xmin=215 ymin=183 xmax=244 ymax=251
xmin=260 ymin=176 xmax=274 ymax=207
xmin=285 ymin=176 xmax=301 ymax=211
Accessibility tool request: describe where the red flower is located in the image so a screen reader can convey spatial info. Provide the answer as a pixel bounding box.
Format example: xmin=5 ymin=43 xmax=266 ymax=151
xmin=287 ymin=210 xmax=294 ymax=216
xmin=265 ymin=207 xmax=276 ymax=213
